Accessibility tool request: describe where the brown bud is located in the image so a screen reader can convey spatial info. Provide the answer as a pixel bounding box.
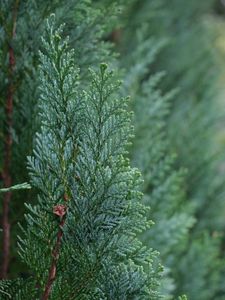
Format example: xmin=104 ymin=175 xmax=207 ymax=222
xmin=53 ymin=204 xmax=67 ymax=217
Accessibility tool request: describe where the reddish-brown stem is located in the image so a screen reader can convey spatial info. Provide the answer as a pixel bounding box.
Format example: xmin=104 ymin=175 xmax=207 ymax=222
xmin=41 ymin=216 xmax=66 ymax=300
xmin=0 ymin=0 xmax=18 ymax=279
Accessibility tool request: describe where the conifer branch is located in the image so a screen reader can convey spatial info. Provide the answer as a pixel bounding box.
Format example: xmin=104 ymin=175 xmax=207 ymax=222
xmin=42 ymin=207 xmax=67 ymax=300
xmin=1 ymin=0 xmax=19 ymax=279
xmin=0 ymin=182 xmax=31 ymax=193
xmin=0 ymin=14 xmax=160 ymax=298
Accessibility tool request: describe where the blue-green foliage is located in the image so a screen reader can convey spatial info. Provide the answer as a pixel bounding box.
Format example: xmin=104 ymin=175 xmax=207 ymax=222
xmin=0 ymin=0 xmax=123 ymax=277
xmin=119 ymin=22 xmax=194 ymax=298
xmin=121 ymin=1 xmax=225 ymax=299
xmin=0 ymin=16 xmax=160 ymax=299
xmin=174 ymin=234 xmax=222 ymax=300
xmin=152 ymin=2 xmax=225 ymax=299
xmin=0 ymin=0 xmax=120 ymax=181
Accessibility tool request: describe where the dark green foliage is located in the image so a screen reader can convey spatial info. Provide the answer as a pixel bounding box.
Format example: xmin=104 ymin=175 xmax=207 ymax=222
xmin=1 ymin=0 xmax=225 ymax=299
xmin=0 ymin=16 xmax=160 ymax=299
xmin=0 ymin=0 xmax=123 ymax=277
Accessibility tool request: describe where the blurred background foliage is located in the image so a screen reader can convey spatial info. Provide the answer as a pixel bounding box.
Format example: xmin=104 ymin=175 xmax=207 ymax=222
xmin=119 ymin=1 xmax=225 ymax=299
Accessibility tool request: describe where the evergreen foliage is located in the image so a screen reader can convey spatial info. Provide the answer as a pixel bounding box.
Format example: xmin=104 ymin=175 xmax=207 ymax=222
xmin=0 ymin=16 xmax=160 ymax=299
xmin=1 ymin=0 xmax=225 ymax=299
xmin=152 ymin=3 xmax=225 ymax=299
xmin=121 ymin=0 xmax=225 ymax=299
xmin=120 ymin=19 xmax=194 ymax=298
xmin=0 ymin=0 xmax=122 ymax=277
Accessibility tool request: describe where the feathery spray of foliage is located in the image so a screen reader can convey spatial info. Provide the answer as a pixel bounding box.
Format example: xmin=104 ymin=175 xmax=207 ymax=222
xmin=149 ymin=2 xmax=225 ymax=299
xmin=0 ymin=0 xmax=122 ymax=277
xmin=121 ymin=0 xmax=225 ymax=299
xmin=0 ymin=16 xmax=161 ymax=299
xmin=119 ymin=18 xmax=194 ymax=298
